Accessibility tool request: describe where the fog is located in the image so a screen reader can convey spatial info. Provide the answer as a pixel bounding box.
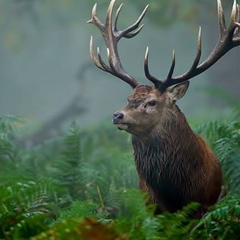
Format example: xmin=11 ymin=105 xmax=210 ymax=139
xmin=0 ymin=0 xmax=239 ymax=144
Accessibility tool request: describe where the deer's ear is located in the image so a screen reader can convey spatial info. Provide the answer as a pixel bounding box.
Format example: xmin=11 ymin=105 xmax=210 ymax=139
xmin=167 ymin=81 xmax=189 ymax=101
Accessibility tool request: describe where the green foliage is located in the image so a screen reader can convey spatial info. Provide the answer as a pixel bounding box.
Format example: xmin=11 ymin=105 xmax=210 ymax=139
xmin=0 ymin=179 xmax=58 ymax=239
xmin=53 ymin=122 xmax=84 ymax=199
xmin=0 ymin=115 xmax=25 ymax=163
xmin=191 ymin=107 xmax=240 ymax=240
xmin=0 ymin=110 xmax=239 ymax=239
xmin=57 ymin=200 xmax=98 ymax=222
xmin=192 ymin=197 xmax=240 ymax=240
xmin=194 ymin=112 xmax=240 ymax=195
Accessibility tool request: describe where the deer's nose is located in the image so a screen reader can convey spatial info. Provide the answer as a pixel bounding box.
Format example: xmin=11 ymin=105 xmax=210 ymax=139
xmin=113 ymin=112 xmax=124 ymax=121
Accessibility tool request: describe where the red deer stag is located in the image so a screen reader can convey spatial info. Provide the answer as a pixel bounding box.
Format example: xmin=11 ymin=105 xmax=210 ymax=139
xmin=88 ymin=0 xmax=240 ymax=215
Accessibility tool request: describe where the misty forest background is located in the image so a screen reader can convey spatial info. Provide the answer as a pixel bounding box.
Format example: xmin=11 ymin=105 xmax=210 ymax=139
xmin=0 ymin=0 xmax=240 ymax=239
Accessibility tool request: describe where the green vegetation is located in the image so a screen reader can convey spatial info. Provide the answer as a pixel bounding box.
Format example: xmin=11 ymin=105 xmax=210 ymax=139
xmin=0 ymin=107 xmax=239 ymax=239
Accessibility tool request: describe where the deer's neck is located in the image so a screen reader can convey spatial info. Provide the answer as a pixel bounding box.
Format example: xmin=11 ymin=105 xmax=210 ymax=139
xmin=132 ymin=105 xmax=200 ymax=181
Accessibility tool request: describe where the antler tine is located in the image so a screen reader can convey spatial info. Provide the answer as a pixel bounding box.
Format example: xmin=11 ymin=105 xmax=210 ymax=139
xmin=97 ymin=48 xmax=113 ymax=73
xmin=217 ymin=0 xmax=227 ymax=36
xmin=233 ymin=2 xmax=240 ymax=42
xmin=237 ymin=3 xmax=240 ymax=24
xmin=226 ymin=0 xmax=240 ymax=45
xmin=229 ymin=0 xmax=238 ymax=36
xmin=178 ymin=27 xmax=202 ymax=78
xmin=113 ymin=3 xmax=145 ymax=38
xmin=158 ymin=27 xmax=202 ymax=91
xmin=167 ymin=50 xmax=176 ymax=80
xmin=236 ymin=3 xmax=240 ymax=26
xmin=88 ymin=4 xmax=113 ymax=73
xmin=113 ymin=3 xmax=123 ymax=32
xmin=113 ymin=3 xmax=146 ymax=39
xmin=88 ymin=0 xmax=148 ymax=89
xmin=90 ymin=36 xmax=120 ymax=75
xmin=145 ymin=0 xmax=240 ymax=92
xmin=89 ymin=36 xmax=106 ymax=71
xmin=87 ymin=4 xmax=104 ymax=31
xmin=124 ymin=25 xmax=145 ymax=39
xmin=144 ymin=47 xmax=163 ymax=89
xmin=145 ymin=27 xmax=201 ymax=91
xmin=105 ymin=0 xmax=115 ymax=37
xmin=118 ymin=5 xmax=149 ymax=39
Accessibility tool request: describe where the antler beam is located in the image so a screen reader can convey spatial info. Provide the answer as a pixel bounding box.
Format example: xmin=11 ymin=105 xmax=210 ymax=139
xmin=88 ymin=0 xmax=148 ymax=89
xmin=145 ymin=0 xmax=240 ymax=92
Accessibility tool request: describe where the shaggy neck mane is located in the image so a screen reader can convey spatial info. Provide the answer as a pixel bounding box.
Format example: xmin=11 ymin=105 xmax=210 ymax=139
xmin=132 ymin=105 xmax=201 ymax=181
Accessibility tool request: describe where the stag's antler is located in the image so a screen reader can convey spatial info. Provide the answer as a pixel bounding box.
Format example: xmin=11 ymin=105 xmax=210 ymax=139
xmin=145 ymin=0 xmax=240 ymax=92
xmin=88 ymin=0 xmax=148 ymax=89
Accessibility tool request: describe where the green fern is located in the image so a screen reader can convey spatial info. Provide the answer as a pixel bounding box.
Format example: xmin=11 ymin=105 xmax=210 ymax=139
xmin=52 ymin=122 xmax=84 ymax=200
xmin=192 ymin=197 xmax=240 ymax=240
xmin=0 ymin=115 xmax=29 ymax=139
xmin=0 ymin=179 xmax=58 ymax=239
xmin=56 ymin=200 xmax=99 ymax=222
xmin=194 ymin=114 xmax=240 ymax=196
xmin=0 ymin=114 xmax=239 ymax=239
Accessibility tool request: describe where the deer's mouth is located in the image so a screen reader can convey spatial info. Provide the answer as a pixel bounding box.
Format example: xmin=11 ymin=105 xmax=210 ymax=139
xmin=113 ymin=123 xmax=129 ymax=131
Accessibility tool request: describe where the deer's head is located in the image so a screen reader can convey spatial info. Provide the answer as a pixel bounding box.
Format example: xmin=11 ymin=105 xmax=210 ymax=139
xmin=88 ymin=0 xmax=240 ymax=137
xmin=112 ymin=83 xmax=189 ymax=136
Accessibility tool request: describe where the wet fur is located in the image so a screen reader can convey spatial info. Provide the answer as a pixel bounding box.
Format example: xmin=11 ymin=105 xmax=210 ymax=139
xmin=132 ymin=106 xmax=222 ymax=215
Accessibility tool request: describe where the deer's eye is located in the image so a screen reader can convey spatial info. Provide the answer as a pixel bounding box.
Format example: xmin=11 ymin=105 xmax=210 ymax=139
xmin=148 ymin=100 xmax=156 ymax=106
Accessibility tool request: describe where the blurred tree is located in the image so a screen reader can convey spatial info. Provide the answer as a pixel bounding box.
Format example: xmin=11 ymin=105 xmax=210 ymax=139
xmin=22 ymin=61 xmax=93 ymax=147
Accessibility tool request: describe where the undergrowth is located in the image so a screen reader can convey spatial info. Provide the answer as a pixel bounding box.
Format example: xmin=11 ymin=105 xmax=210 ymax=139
xmin=0 ymin=109 xmax=239 ymax=239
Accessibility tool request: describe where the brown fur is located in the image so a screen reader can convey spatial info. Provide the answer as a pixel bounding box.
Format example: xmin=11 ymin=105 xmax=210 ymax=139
xmin=113 ymin=84 xmax=223 ymax=216
xmin=129 ymin=85 xmax=153 ymax=99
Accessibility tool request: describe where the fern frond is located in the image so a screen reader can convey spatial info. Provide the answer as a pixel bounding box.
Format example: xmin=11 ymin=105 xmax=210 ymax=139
xmin=0 ymin=179 xmax=59 ymax=239
xmin=0 ymin=115 xmax=32 ymax=139
xmin=192 ymin=197 xmax=240 ymax=239
xmin=52 ymin=122 xmax=85 ymax=200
